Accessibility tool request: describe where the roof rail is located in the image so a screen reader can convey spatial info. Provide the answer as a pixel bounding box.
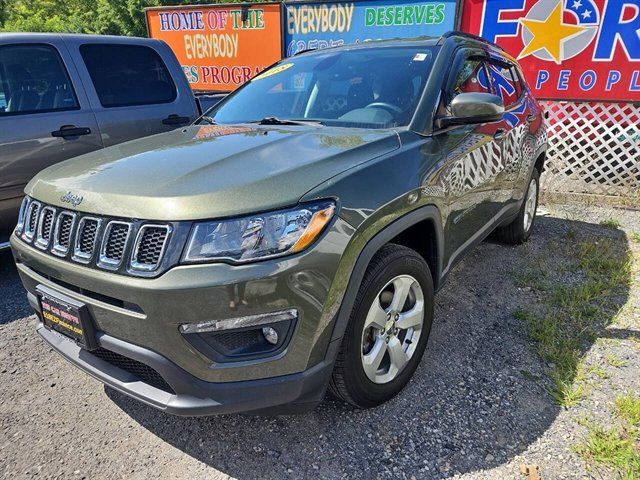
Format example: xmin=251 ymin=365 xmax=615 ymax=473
xmin=293 ymin=47 xmax=317 ymax=56
xmin=438 ymin=31 xmax=505 ymax=51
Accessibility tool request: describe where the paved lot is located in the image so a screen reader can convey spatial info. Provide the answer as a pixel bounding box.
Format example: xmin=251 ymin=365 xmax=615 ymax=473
xmin=1 ymin=204 xmax=638 ymax=479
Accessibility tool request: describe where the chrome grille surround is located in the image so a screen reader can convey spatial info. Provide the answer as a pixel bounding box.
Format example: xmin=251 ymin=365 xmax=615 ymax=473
xmin=23 ymin=200 xmax=41 ymax=242
xmin=130 ymin=224 xmax=172 ymax=272
xmin=15 ymin=197 xmax=175 ymax=277
xmin=15 ymin=197 xmax=30 ymax=236
xmin=73 ymin=217 xmax=102 ymax=263
xmin=35 ymin=206 xmax=56 ymax=250
xmin=98 ymin=221 xmax=132 ymax=269
xmin=52 ymin=212 xmax=77 ymax=257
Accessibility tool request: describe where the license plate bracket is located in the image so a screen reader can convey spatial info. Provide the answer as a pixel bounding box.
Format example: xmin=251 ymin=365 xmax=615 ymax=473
xmin=36 ymin=285 xmax=98 ymax=351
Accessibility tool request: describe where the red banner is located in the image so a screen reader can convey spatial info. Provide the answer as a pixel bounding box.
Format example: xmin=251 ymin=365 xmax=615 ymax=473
xmin=460 ymin=0 xmax=640 ymax=101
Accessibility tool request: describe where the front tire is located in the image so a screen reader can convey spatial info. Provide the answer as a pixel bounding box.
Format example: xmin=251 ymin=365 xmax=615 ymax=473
xmin=494 ymin=168 xmax=540 ymax=245
xmin=329 ymin=244 xmax=434 ymax=408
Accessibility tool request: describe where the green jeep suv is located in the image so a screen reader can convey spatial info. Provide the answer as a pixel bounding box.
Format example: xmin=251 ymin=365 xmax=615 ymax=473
xmin=11 ymin=32 xmax=547 ymax=415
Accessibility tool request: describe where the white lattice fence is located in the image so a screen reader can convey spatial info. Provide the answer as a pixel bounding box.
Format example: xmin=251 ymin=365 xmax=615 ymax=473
xmin=541 ymin=101 xmax=640 ymax=199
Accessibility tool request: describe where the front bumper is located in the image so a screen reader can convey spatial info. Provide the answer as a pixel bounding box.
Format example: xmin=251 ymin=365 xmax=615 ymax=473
xmin=11 ymin=217 xmax=355 ymax=414
xmin=36 ymin=322 xmax=336 ymax=415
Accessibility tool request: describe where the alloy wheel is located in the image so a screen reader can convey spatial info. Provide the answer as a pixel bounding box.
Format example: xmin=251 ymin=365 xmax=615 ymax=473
xmin=360 ymin=275 xmax=425 ymax=384
xmin=523 ymin=177 xmax=538 ymax=233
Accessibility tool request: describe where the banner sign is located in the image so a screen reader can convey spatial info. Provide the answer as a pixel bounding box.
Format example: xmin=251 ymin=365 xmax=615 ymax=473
xmin=460 ymin=0 xmax=640 ymax=101
xmin=284 ymin=0 xmax=458 ymax=56
xmin=145 ymin=3 xmax=282 ymax=92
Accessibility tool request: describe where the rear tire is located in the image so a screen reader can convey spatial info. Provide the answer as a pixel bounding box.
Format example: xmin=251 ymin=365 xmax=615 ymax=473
xmin=494 ymin=168 xmax=540 ymax=245
xmin=329 ymin=244 xmax=434 ymax=408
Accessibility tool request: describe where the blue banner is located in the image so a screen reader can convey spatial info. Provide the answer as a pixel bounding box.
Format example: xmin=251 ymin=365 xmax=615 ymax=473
xmin=284 ymin=0 xmax=458 ymax=56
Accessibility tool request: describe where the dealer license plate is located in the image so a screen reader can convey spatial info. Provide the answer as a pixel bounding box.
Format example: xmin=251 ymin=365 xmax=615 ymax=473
xmin=37 ymin=285 xmax=97 ymax=350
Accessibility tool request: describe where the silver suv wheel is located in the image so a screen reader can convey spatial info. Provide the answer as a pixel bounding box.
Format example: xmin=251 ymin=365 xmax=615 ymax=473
xmin=361 ymin=275 xmax=425 ymax=384
xmin=523 ymin=177 xmax=538 ymax=233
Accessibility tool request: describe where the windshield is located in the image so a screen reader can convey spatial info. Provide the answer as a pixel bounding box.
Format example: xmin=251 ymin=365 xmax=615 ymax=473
xmin=205 ymin=46 xmax=437 ymax=129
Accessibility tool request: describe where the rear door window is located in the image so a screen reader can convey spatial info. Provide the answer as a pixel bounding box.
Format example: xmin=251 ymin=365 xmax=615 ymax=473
xmin=80 ymin=44 xmax=176 ymax=108
xmin=0 ymin=44 xmax=79 ymax=115
xmin=487 ymin=62 xmax=520 ymax=108
xmin=510 ymin=64 xmax=525 ymax=97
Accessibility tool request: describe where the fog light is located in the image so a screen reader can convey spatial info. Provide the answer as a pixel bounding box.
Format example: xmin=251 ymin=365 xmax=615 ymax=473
xmin=262 ymin=327 xmax=279 ymax=345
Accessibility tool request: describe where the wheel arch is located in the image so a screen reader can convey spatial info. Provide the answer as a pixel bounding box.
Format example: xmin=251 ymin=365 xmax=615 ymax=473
xmin=534 ymin=151 xmax=546 ymax=175
xmin=329 ymin=205 xmax=444 ymax=344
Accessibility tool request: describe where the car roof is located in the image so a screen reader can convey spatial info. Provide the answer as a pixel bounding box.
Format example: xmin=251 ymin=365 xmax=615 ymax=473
xmin=0 ymin=32 xmax=160 ymax=46
xmin=294 ymin=30 xmax=509 ymax=59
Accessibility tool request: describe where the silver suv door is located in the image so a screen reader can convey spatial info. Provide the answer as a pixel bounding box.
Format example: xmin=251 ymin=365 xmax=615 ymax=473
xmin=66 ymin=39 xmax=197 ymax=147
xmin=0 ymin=39 xmax=102 ymax=232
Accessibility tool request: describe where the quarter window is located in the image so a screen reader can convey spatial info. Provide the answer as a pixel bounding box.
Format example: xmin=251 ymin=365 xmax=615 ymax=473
xmin=0 ymin=44 xmax=79 ymax=115
xmin=80 ymin=44 xmax=176 ymax=108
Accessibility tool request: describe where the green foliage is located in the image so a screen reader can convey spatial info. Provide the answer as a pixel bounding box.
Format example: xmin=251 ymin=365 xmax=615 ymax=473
xmin=616 ymin=394 xmax=640 ymax=426
xmin=514 ymin=237 xmax=633 ymax=408
xmin=600 ymin=217 xmax=621 ymax=229
xmin=1 ymin=0 xmax=275 ymax=37
xmin=576 ymin=395 xmax=640 ymax=478
xmin=575 ymin=424 xmax=640 ymax=478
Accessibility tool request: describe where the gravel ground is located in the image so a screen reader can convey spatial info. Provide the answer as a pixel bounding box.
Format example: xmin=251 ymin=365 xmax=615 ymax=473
xmin=1 ymin=203 xmax=638 ymax=480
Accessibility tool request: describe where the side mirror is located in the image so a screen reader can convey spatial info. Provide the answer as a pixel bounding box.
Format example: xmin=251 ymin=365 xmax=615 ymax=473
xmin=438 ymin=92 xmax=504 ymax=128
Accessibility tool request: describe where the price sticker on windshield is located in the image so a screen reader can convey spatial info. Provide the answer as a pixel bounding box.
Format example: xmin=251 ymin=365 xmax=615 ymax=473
xmin=253 ymin=63 xmax=294 ymax=81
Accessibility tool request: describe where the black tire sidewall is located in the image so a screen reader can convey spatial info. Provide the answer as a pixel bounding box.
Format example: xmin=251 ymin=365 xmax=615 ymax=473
xmin=342 ymin=248 xmax=434 ymax=408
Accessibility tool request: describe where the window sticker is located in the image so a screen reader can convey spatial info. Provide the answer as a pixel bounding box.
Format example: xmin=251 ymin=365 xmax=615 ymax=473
xmin=413 ymin=53 xmax=428 ymax=62
xmin=253 ymin=63 xmax=294 ymax=81
xmin=293 ymin=73 xmax=307 ymax=90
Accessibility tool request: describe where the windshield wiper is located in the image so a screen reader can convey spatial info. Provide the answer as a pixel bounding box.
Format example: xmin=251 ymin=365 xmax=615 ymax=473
xmin=199 ymin=115 xmax=217 ymax=125
xmin=252 ymin=116 xmax=323 ymax=126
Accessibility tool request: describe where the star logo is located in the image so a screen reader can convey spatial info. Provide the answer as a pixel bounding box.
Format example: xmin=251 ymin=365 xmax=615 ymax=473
xmin=517 ymin=0 xmax=600 ymax=64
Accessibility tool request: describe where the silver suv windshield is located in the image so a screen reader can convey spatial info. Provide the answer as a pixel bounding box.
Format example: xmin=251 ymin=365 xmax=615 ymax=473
xmin=205 ymin=46 xmax=437 ymax=129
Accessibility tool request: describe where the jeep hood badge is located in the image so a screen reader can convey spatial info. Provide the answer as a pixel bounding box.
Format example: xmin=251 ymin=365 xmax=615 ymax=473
xmin=60 ymin=191 xmax=83 ymax=207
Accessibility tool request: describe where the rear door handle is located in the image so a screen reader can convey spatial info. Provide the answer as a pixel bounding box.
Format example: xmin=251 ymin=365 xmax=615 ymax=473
xmin=162 ymin=114 xmax=190 ymax=126
xmin=51 ymin=125 xmax=91 ymax=138
xmin=527 ymin=114 xmax=536 ymax=123
xmin=494 ymin=129 xmax=506 ymax=141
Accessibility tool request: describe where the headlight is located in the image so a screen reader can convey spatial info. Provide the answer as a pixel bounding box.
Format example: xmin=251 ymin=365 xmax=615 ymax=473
xmin=183 ymin=200 xmax=336 ymax=263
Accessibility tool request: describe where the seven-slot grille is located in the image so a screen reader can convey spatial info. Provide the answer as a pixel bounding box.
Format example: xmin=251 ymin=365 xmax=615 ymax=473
xmin=17 ymin=198 xmax=171 ymax=276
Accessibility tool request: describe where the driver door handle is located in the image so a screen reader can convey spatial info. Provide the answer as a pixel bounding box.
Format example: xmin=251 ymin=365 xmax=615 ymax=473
xmin=51 ymin=125 xmax=91 ymax=138
xmin=527 ymin=114 xmax=536 ymax=123
xmin=493 ymin=129 xmax=506 ymax=141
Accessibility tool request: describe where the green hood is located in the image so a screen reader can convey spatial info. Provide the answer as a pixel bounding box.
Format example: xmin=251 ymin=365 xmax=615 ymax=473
xmin=26 ymin=124 xmax=399 ymax=220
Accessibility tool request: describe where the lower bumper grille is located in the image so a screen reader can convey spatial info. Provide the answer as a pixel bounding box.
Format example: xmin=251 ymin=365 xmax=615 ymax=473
xmin=91 ymin=347 xmax=175 ymax=394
